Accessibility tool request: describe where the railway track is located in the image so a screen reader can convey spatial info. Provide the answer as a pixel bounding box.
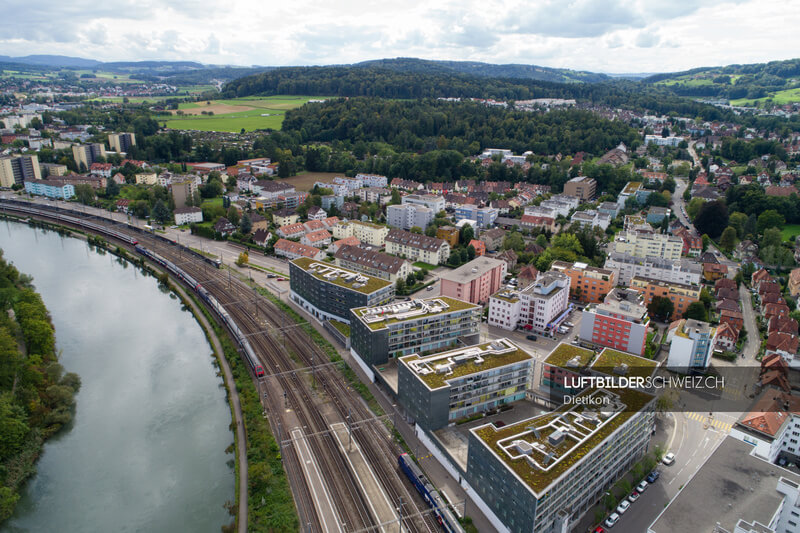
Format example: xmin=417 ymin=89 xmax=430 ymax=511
xmin=2 ymin=201 xmax=444 ymax=533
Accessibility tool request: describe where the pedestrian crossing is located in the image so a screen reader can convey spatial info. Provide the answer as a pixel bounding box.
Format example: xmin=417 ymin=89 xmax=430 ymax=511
xmin=685 ymin=412 xmax=733 ymax=432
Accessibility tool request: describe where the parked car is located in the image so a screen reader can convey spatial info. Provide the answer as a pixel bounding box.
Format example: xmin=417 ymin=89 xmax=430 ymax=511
xmin=636 ymin=480 xmax=648 ymax=492
xmin=267 ymin=274 xmax=276 ymax=278
xmin=593 ymin=527 xmax=606 ymax=533
xmin=646 ymin=470 xmax=660 ymax=483
xmin=426 ymin=285 xmax=434 ymax=291
xmin=616 ymin=500 xmax=631 ymax=515
xmin=277 ymin=277 xmax=286 ymax=281
xmin=662 ymin=452 xmax=676 ymax=466
xmin=627 ymin=491 xmax=640 ymax=503
xmin=526 ymin=335 xmax=538 ymax=341
xmin=604 ymin=513 xmax=620 ymax=528
xmin=564 ymin=322 xmax=575 ymax=328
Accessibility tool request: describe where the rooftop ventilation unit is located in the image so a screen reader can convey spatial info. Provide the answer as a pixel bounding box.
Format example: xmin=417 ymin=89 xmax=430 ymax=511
xmin=613 ymin=363 xmax=629 ymax=376
xmin=548 ymin=430 xmax=565 ymax=446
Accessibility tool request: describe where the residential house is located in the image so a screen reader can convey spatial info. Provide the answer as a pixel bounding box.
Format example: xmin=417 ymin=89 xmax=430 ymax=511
xmin=385 ymin=229 xmax=450 ymax=265
xmin=479 ymin=228 xmax=506 ymax=251
xmin=714 ymin=322 xmax=739 ymax=352
xmin=174 ymin=207 xmax=203 ymax=225
xmin=307 ymin=206 xmax=327 ymax=221
xmin=277 ymin=223 xmax=306 ymax=239
xmin=496 ymin=249 xmax=518 ymax=271
xmin=253 ymin=229 xmax=270 ymax=247
xmin=469 ymin=239 xmax=486 ymax=256
xmin=334 ymin=245 xmax=412 ymax=283
xmin=214 ymin=217 xmax=236 ymax=237
xmin=328 ymin=236 xmax=361 ymax=255
xmin=274 ymin=239 xmax=326 ymax=261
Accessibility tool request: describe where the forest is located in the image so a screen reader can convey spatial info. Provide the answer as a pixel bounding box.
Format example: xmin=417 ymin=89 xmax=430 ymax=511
xmin=0 ymin=251 xmax=80 ymax=522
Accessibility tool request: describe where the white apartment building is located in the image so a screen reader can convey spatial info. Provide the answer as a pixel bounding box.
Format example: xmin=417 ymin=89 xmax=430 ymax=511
xmin=173 ymin=207 xmax=203 ymax=225
xmin=488 ymin=289 xmax=523 ymax=330
xmin=402 ymin=194 xmax=445 ymax=213
xmin=387 ymin=203 xmax=434 ymax=230
xmin=355 ymin=173 xmax=389 ymax=187
xmin=357 ymin=187 xmax=392 ymax=205
xmin=613 ymin=230 xmax=683 ymax=261
xmin=666 ymin=318 xmax=718 ymax=373
xmin=385 ymin=229 xmax=450 ymax=265
xmin=604 ymin=251 xmax=702 ymax=286
xmin=569 ymin=209 xmax=611 ymax=230
xmin=515 ymin=271 xmax=570 ymax=333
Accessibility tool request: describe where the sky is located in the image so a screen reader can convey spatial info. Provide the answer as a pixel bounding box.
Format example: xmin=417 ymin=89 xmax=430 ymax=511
xmin=2 ymin=0 xmax=799 ymax=74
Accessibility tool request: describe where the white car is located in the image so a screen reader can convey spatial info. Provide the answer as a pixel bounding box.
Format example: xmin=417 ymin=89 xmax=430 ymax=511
xmin=604 ymin=513 xmax=620 ymax=528
xmin=663 ymin=452 xmax=676 ymax=465
xmin=616 ymin=500 xmax=631 ymax=514
xmin=636 ymin=480 xmax=648 ymax=492
xmin=628 ymin=491 xmax=640 ymax=503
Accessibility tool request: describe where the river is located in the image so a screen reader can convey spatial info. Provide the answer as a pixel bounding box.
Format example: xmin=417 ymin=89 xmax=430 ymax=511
xmin=0 ymin=221 xmax=234 ymax=532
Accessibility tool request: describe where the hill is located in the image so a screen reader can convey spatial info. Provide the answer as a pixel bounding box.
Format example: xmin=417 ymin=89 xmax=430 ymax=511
xmin=0 ymin=54 xmax=101 ymax=68
xmin=353 ymin=57 xmax=609 ymax=83
xmin=642 ymin=58 xmax=800 ymax=104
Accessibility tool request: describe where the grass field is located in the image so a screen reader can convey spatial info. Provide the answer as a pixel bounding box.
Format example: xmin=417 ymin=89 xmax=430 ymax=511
xmin=161 ymin=95 xmax=327 ymax=132
xmin=781 ymin=224 xmax=800 ymax=242
xmin=280 ymin=171 xmax=342 ymax=191
xmin=730 ymin=87 xmax=800 ymax=106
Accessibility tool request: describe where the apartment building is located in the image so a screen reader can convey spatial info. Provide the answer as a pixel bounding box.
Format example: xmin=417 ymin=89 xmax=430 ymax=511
xmin=613 ymin=230 xmax=683 ymax=261
xmin=666 ymin=318 xmax=718 ymax=373
xmin=398 ymin=338 xmax=535 ymax=430
xmin=579 ymin=288 xmax=650 ymax=356
xmin=604 ymin=251 xmax=702 ymax=286
xmin=468 ymin=387 xmax=655 ymax=533
xmin=332 ymin=220 xmax=390 ymax=247
xmin=173 ymin=207 xmax=203 ymax=225
xmin=356 ymin=187 xmax=392 ymax=205
xmin=488 ymin=289 xmax=523 ymax=331
xmin=454 ymin=204 xmax=499 ymax=228
xmin=518 ymin=271 xmax=570 ymax=333
xmin=617 ymin=181 xmax=644 ymax=207
xmin=170 ymin=177 xmax=198 ymax=209
xmin=569 ymin=209 xmax=611 ymax=230
xmin=563 ymin=176 xmax=597 ymax=201
xmin=40 ymin=162 xmax=68 ymax=178
xmin=289 ymin=258 xmax=394 ymax=323
xmin=551 ymin=261 xmax=616 ymax=304
xmin=23 ymin=179 xmax=75 ymax=199
xmin=436 ymin=226 xmax=461 ymax=247
xmin=0 ymin=155 xmax=40 ymax=187
xmin=107 ymin=132 xmax=136 ymax=153
xmin=334 ymin=245 xmax=412 ymax=283
xmin=355 ymin=173 xmax=389 ymax=187
xmin=274 ymin=239 xmax=326 ymax=261
xmin=385 ymin=229 xmax=450 ymax=265
xmin=350 ymin=296 xmax=481 ymax=366
xmin=402 ymin=193 xmax=445 ymax=213
xmin=630 ymin=276 xmax=701 ymax=321
xmin=72 ymin=143 xmax=106 ymax=170
xmin=439 ymin=256 xmax=507 ymax=305
xmin=387 ymin=203 xmax=434 ymax=230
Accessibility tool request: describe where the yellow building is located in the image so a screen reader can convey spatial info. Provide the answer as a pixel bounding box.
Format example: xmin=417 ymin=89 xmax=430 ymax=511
xmin=107 ymin=132 xmax=136 ymax=153
xmin=351 ymin=220 xmax=389 ymax=247
xmin=72 ymin=143 xmax=106 ymax=170
xmin=135 ymin=172 xmax=158 ymax=185
xmin=613 ymin=230 xmax=683 ymax=261
xmin=630 ymin=276 xmax=701 ymax=321
xmin=0 ymin=155 xmax=40 ymax=187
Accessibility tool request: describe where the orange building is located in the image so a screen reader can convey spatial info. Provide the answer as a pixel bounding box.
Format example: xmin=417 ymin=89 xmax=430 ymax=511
xmin=469 ymin=239 xmax=486 ymax=256
xmin=550 ymin=261 xmax=616 ymax=304
xmin=629 ymin=276 xmax=701 ymax=321
xmin=436 ymin=225 xmax=460 ymax=247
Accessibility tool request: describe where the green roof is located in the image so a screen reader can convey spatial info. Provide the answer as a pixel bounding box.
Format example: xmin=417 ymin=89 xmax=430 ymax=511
xmin=401 ymin=340 xmax=534 ymax=389
xmin=473 ymin=387 xmax=654 ymax=495
xmin=491 ymin=290 xmax=520 ymax=304
xmin=544 ymin=343 xmax=595 ymax=369
xmin=353 ymin=296 xmax=480 ymax=331
xmin=291 ymin=257 xmax=392 ymax=294
xmin=623 ymin=181 xmax=643 ymax=194
xmin=591 ymin=348 xmax=658 ymax=379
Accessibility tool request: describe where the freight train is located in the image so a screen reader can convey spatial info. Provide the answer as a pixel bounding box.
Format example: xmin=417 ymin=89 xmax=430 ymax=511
xmin=398 ymin=453 xmax=465 ymax=533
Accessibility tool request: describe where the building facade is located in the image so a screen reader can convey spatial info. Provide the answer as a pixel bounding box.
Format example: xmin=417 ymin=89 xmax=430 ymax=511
xmin=289 ymin=258 xmax=394 ymax=323
xmin=72 ymin=143 xmax=106 ymax=170
xmin=173 ymin=207 xmax=203 ymax=225
xmin=334 ymin=245 xmax=412 ymax=283
xmin=604 ymin=251 xmax=702 ymax=286
xmin=385 ymin=229 xmax=450 ymax=265
xmin=24 ymin=179 xmax=74 ymax=199
xmin=398 ymin=338 xmax=534 ymax=430
xmin=518 ymin=271 xmax=570 ymax=333
xmin=0 ymin=155 xmax=41 ymax=187
xmin=613 ymin=230 xmax=683 ymax=261
xmin=551 ymin=261 xmax=616 ymax=304
xmin=439 ymin=256 xmax=507 ymax=305
xmin=563 ymin=176 xmax=597 ymax=200
xmin=630 ymin=276 xmax=701 ymax=321
xmin=666 ymin=318 xmax=718 ymax=373
xmin=386 ymin=203 xmax=434 ymax=230
xmin=107 ymin=132 xmax=136 ymax=153
xmin=579 ymin=288 xmax=650 ymax=356
xmin=350 ymin=297 xmax=481 ymax=366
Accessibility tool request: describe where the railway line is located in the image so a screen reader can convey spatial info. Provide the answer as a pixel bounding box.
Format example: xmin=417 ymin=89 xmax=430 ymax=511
xmin=1 ymin=200 xmax=445 ymax=533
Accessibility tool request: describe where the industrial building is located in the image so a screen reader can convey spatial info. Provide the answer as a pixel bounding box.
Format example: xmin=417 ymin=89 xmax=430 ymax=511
xmin=349 ymin=296 xmax=481 ymax=366
xmin=398 ymin=338 xmax=535 ymax=430
xmin=289 ymin=258 xmax=394 ymax=323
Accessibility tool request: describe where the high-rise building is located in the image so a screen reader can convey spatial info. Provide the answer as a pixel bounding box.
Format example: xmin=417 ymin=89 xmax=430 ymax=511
xmin=386 ymin=203 xmax=434 ymax=230
xmin=107 ymin=132 xmax=136 ymax=153
xmin=579 ymin=288 xmax=650 ymax=356
xmin=613 ymin=230 xmax=683 ymax=261
xmin=666 ymin=318 xmax=718 ymax=373
xmin=0 ymin=155 xmax=41 ymax=187
xmin=170 ymin=177 xmax=198 ymax=209
xmin=563 ymin=176 xmax=597 ymax=200
xmin=349 ymin=296 xmax=481 ymax=366
xmin=439 ymin=256 xmax=507 ymax=305
xmin=72 ymin=143 xmax=107 ymax=170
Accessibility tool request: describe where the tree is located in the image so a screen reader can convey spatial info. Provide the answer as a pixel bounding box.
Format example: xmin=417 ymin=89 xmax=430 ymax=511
xmin=74 ymin=184 xmax=95 ymax=205
xmin=728 ymin=212 xmax=748 ymax=238
xmin=694 ymin=201 xmax=729 ymax=239
xmin=105 ymin=179 xmax=120 ymax=198
xmin=227 ymin=206 xmax=240 ymax=227
xmin=467 ymin=244 xmax=476 ymax=260
xmin=647 ymin=296 xmax=674 ymax=322
xmin=757 ymin=209 xmax=785 ymax=233
xmin=719 ymin=226 xmax=737 ymax=252
xmin=503 ymin=232 xmax=525 ymax=252
xmin=686 ymin=197 xmax=704 ymax=220
xmin=235 ymin=252 xmax=249 ymax=267
xmin=683 ymin=301 xmax=708 ymax=321
xmin=239 ymin=213 xmax=252 ymax=234
xmin=410 ymin=226 xmax=422 ymax=234
xmin=762 ymin=227 xmax=782 ymax=249
xmin=701 ymin=234 xmax=711 ymax=252
xmin=535 ymin=234 xmax=548 ymax=247
xmin=396 ymin=278 xmax=406 ymax=294
xmin=151 ymin=199 xmax=170 ymax=225
xmin=390 ymin=189 xmax=401 ymax=205
xmin=459 ymin=224 xmax=474 ymax=245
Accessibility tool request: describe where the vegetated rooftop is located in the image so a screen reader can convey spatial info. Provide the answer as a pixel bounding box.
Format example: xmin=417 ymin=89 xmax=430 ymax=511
xmin=353 ymin=296 xmax=480 ymax=330
xmin=291 ymin=256 xmax=392 ymax=294
xmin=544 ymin=343 xmax=595 ymax=369
xmin=623 ymin=181 xmax=643 ymax=194
xmin=591 ymin=348 xmax=659 ymax=379
xmin=473 ymin=387 xmax=654 ymax=495
xmin=401 ymin=339 xmax=534 ymax=389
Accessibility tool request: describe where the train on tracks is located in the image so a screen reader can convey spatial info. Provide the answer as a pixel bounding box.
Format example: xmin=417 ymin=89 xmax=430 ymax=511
xmin=134 ymin=244 xmax=265 ymax=378
xmin=398 ymin=453 xmax=465 ymax=533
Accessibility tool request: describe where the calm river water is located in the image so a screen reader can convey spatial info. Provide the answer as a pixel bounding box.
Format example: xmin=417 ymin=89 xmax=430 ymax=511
xmin=0 ymin=221 xmax=234 ymax=532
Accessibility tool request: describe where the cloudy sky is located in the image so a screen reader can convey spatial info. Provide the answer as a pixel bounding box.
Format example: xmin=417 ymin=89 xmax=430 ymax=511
xmin=2 ymin=0 xmax=799 ymax=73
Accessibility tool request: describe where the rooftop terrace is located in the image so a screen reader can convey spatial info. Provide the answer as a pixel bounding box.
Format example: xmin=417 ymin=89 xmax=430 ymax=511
xmin=400 ymin=338 xmax=534 ymax=389
xmin=291 ymin=257 xmax=392 ymax=294
xmin=472 ymin=387 xmax=654 ymax=495
xmin=352 ymin=296 xmax=479 ymax=330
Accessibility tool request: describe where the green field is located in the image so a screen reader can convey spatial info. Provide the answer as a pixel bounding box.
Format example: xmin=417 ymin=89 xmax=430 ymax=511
xmin=781 ymin=224 xmax=800 ymax=242
xmin=161 ymin=95 xmax=328 ymax=132
xmin=730 ymin=87 xmax=800 ymax=106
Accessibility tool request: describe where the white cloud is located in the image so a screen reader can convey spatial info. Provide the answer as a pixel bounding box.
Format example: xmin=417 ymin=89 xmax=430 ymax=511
xmin=0 ymin=0 xmax=798 ymax=74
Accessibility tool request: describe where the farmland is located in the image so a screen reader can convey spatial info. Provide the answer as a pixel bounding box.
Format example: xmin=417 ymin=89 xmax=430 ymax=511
xmin=730 ymin=87 xmax=800 ymax=106
xmin=160 ymin=95 xmax=328 ymax=132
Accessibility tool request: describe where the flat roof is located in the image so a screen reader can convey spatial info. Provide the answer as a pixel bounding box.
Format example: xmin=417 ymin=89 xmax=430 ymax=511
xmin=399 ymin=338 xmax=534 ymax=389
xmin=351 ymin=296 xmax=479 ymax=331
xmin=290 ymin=257 xmax=392 ymax=295
xmin=649 ymin=437 xmax=800 ymax=533
xmin=622 ymin=181 xmax=643 ymax=194
xmin=472 ymin=387 xmax=654 ymax=496
xmin=491 ymin=289 xmax=520 ymax=304
xmin=439 ymin=256 xmax=506 ymax=284
xmin=590 ymin=348 xmax=658 ymax=379
xmin=544 ymin=343 xmax=595 ymax=370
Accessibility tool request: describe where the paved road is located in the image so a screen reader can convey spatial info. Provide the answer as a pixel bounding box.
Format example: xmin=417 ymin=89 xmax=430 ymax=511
xmin=739 ymin=284 xmax=760 ymax=361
